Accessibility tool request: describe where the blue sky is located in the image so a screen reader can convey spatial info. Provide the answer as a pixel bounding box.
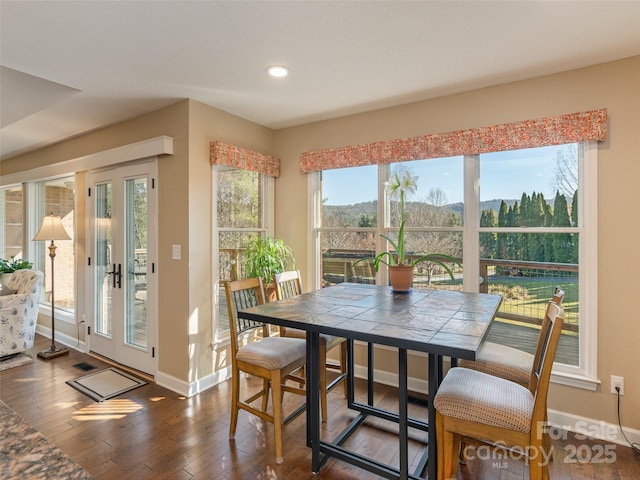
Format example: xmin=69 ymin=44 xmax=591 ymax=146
xmin=322 ymin=145 xmax=572 ymax=205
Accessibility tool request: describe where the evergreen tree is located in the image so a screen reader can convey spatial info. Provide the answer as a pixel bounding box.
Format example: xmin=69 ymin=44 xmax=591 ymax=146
xmin=570 ymin=190 xmax=579 ymax=263
xmin=519 ymin=193 xmax=530 ymax=260
xmin=552 ymin=191 xmax=572 ymax=263
xmin=480 ymin=209 xmax=497 ymax=258
xmin=497 ymin=201 xmax=509 ymax=260
xmin=507 ymin=202 xmax=520 ymax=259
xmin=529 ymin=192 xmax=547 ymax=261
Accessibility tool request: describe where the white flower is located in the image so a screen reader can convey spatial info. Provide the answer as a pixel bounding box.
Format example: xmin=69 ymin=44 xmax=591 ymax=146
xmin=385 ymin=168 xmax=418 ymax=200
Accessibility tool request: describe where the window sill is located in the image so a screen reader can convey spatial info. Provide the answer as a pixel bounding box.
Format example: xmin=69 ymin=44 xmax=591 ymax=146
xmin=551 ymin=371 xmax=600 ymax=391
xmin=38 ymin=305 xmax=75 ymax=325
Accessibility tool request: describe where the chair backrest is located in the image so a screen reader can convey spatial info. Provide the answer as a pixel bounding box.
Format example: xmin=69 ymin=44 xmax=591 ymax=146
xmin=223 ymin=277 xmax=267 ymax=358
xmin=551 ymin=286 xmax=565 ymax=306
xmin=273 ymin=270 xmax=303 ymax=301
xmin=273 ymin=270 xmax=303 ymax=337
xmin=528 ymin=286 xmax=565 ymax=388
xmin=528 ymin=301 xmax=564 ymax=429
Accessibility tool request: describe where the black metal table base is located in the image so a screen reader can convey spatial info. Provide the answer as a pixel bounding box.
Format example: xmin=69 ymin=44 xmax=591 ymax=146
xmin=308 ymin=336 xmax=437 ymax=479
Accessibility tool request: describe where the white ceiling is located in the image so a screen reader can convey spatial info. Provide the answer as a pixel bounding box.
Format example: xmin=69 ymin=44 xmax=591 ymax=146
xmin=1 ymin=1 xmax=639 ymax=161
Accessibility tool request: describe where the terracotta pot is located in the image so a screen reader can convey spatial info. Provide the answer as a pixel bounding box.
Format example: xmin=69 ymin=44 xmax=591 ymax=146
xmin=388 ymin=265 xmax=414 ymax=292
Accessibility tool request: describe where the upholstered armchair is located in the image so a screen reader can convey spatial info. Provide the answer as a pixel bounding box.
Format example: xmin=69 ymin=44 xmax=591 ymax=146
xmin=0 ymin=269 xmax=44 ymax=358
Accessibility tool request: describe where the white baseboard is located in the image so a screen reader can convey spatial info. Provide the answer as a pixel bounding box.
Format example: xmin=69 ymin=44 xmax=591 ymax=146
xmin=35 ymin=325 xmax=86 ymax=353
xmin=548 ymin=409 xmax=640 ymax=448
xmin=156 ymin=365 xmax=232 ymax=398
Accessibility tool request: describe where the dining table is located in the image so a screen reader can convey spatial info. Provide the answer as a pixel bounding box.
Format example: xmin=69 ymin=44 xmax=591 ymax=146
xmin=238 ymin=282 xmax=502 ymax=479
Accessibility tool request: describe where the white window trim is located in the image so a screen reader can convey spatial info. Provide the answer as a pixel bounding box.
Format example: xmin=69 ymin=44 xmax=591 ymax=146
xmin=310 ymin=141 xmax=599 ymax=390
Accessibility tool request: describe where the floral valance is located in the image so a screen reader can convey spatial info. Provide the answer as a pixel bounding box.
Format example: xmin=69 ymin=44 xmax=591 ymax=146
xmin=300 ymin=109 xmax=607 ymax=173
xmin=210 ymin=141 xmax=280 ymax=177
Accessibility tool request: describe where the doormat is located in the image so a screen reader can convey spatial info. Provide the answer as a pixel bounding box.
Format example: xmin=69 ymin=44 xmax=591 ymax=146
xmin=0 ymin=353 xmax=34 ymax=372
xmin=66 ymin=367 xmax=147 ymax=402
xmin=73 ymin=362 xmax=97 ymax=372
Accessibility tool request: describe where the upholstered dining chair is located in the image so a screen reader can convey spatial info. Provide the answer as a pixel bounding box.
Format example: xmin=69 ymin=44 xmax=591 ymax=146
xmin=224 ymin=277 xmax=307 ymax=464
xmin=273 ymin=270 xmax=348 ymax=423
xmin=434 ymin=301 xmax=565 ymax=480
xmin=458 ymin=286 xmax=564 ymax=386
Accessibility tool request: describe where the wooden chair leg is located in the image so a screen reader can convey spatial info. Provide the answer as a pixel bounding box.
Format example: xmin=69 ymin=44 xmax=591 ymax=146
xmin=229 ymin=369 xmax=240 ymax=439
xmin=271 ymin=372 xmax=284 ymax=464
xmin=320 ymin=343 xmax=328 ymax=423
xmin=436 ymin=411 xmax=453 ymax=480
xmin=543 ymin=409 xmax=553 ymax=461
xmin=529 ymin=460 xmax=543 ymax=480
xmin=261 ymin=378 xmax=270 ymax=412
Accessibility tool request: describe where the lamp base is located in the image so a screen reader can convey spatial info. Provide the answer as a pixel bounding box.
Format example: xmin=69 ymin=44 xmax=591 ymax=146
xmin=37 ymin=346 xmax=69 ymax=360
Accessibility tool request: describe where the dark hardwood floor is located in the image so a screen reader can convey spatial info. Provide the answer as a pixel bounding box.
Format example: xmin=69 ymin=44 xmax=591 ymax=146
xmin=1 ymin=335 xmax=639 ymax=479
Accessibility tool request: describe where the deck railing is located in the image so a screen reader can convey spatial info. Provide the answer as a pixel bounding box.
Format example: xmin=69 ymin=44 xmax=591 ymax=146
xmin=321 ymin=249 xmax=579 ymax=333
xmin=218 ymin=248 xmax=579 ymax=336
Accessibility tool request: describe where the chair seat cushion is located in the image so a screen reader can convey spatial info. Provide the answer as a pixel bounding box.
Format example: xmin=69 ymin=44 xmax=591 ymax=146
xmin=237 ymin=336 xmax=306 ymax=370
xmin=282 ymin=327 xmax=343 ymax=349
xmin=459 ymin=342 xmax=532 ymax=385
xmin=434 ymin=367 xmax=534 ymax=433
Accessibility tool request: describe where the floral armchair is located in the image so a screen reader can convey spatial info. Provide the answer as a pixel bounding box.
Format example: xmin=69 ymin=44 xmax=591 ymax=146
xmin=0 ymin=269 xmax=44 ymax=358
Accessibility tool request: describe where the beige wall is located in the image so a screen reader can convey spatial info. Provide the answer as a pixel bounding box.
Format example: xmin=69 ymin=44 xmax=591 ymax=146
xmin=273 ymin=56 xmax=640 ymax=430
xmin=186 ymin=100 xmax=274 ymax=382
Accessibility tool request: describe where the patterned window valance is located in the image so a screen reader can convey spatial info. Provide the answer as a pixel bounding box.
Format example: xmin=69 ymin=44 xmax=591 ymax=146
xmin=210 ymin=141 xmax=280 ymax=177
xmin=300 ymin=109 xmax=607 ymax=173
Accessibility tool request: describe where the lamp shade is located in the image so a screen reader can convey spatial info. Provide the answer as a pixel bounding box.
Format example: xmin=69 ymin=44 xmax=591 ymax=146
xmin=33 ymin=213 xmax=71 ymax=241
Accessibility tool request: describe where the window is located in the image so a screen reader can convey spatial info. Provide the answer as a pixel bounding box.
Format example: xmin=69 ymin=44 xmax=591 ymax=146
xmin=313 ymin=142 xmax=597 ymax=388
xmin=32 ymin=177 xmax=76 ymax=319
xmin=215 ymin=167 xmax=273 ymax=335
xmin=0 ymin=185 xmax=24 ymax=261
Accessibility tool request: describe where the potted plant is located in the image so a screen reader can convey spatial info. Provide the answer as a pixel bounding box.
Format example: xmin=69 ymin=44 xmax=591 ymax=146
xmin=364 ymin=167 xmax=461 ymax=292
xmin=0 ymin=256 xmax=34 ymax=286
xmin=244 ymin=235 xmax=295 ymax=300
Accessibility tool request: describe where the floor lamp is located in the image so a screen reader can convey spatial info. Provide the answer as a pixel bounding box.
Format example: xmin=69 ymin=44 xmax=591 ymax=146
xmin=33 ymin=213 xmax=71 ymax=359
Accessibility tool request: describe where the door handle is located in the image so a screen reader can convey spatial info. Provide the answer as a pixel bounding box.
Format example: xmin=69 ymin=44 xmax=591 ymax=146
xmin=107 ymin=263 xmax=122 ymax=288
xmin=107 ymin=263 xmax=117 ymax=288
xmin=115 ymin=263 xmax=122 ymax=289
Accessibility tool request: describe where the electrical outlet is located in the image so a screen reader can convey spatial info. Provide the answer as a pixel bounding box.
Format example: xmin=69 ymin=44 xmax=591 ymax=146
xmin=611 ymin=375 xmax=624 ymax=395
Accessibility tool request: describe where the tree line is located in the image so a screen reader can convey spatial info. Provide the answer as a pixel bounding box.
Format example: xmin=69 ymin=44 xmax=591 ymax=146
xmin=480 ymin=190 xmax=578 ymax=264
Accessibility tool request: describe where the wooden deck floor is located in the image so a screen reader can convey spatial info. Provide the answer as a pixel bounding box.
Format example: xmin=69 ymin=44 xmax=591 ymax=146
xmin=487 ymin=320 xmax=579 ymax=366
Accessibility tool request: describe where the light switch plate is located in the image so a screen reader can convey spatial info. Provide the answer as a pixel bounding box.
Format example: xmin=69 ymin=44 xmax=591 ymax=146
xmin=172 ymin=244 xmax=181 ymax=260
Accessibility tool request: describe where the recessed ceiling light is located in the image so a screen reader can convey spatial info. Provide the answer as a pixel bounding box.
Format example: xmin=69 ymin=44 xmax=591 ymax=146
xmin=266 ymin=65 xmax=289 ymax=78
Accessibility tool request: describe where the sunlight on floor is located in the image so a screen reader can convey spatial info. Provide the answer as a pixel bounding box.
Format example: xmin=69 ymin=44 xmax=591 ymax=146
xmin=71 ymin=398 xmax=143 ymax=420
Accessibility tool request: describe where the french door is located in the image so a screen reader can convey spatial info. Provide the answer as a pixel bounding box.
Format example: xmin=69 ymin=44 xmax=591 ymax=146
xmin=88 ymin=162 xmax=157 ymax=375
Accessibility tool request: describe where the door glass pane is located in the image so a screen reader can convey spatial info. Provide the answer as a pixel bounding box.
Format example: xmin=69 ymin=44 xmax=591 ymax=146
xmin=95 ymin=183 xmax=112 ymax=337
xmin=124 ymin=177 xmax=148 ymax=348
